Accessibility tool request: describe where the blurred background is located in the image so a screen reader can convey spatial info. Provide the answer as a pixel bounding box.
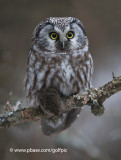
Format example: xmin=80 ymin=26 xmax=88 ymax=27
xmin=0 ymin=0 xmax=121 ymax=159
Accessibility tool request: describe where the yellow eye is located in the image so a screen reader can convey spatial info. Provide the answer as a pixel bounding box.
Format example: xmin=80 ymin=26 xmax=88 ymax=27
xmin=50 ymin=32 xmax=58 ymax=40
xmin=67 ymin=31 xmax=74 ymax=39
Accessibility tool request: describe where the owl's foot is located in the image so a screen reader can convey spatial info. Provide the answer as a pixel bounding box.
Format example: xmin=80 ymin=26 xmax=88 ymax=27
xmin=85 ymin=88 xmax=105 ymax=116
xmin=37 ymin=88 xmax=61 ymax=117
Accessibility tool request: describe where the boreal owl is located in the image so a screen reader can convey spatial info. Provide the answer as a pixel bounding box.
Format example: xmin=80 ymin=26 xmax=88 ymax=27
xmin=25 ymin=17 xmax=93 ymax=135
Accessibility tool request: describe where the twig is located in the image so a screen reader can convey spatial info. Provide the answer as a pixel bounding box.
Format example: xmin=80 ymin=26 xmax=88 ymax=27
xmin=0 ymin=76 xmax=121 ymax=129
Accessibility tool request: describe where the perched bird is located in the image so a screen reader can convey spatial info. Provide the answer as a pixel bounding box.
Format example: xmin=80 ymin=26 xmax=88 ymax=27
xmin=25 ymin=17 xmax=93 ymax=135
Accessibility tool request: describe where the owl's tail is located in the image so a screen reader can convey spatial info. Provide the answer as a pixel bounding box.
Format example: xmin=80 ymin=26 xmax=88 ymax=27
xmin=41 ymin=108 xmax=81 ymax=136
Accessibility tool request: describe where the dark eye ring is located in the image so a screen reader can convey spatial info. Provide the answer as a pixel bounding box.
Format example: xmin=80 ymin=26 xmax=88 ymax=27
xmin=67 ymin=31 xmax=74 ymax=39
xmin=50 ymin=32 xmax=58 ymax=40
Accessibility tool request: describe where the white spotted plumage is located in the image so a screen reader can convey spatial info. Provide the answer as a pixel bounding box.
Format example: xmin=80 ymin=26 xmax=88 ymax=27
xmin=25 ymin=17 xmax=93 ymax=135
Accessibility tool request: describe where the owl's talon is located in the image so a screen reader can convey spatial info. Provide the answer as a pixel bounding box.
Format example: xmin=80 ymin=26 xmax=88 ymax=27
xmin=40 ymin=105 xmax=60 ymax=117
xmin=85 ymin=88 xmax=91 ymax=93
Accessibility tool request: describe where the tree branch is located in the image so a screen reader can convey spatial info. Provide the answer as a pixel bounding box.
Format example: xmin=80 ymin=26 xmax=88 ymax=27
xmin=0 ymin=75 xmax=121 ymax=129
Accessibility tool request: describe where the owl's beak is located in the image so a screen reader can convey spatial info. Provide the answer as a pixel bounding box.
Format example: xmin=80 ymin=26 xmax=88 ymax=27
xmin=58 ymin=41 xmax=67 ymax=50
xmin=62 ymin=42 xmax=65 ymax=49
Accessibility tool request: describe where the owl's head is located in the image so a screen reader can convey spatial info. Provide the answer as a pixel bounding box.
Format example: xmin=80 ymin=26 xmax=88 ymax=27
xmin=32 ymin=17 xmax=88 ymax=52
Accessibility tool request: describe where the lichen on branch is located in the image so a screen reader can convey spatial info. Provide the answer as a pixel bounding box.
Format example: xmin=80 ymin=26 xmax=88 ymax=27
xmin=0 ymin=75 xmax=121 ymax=129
